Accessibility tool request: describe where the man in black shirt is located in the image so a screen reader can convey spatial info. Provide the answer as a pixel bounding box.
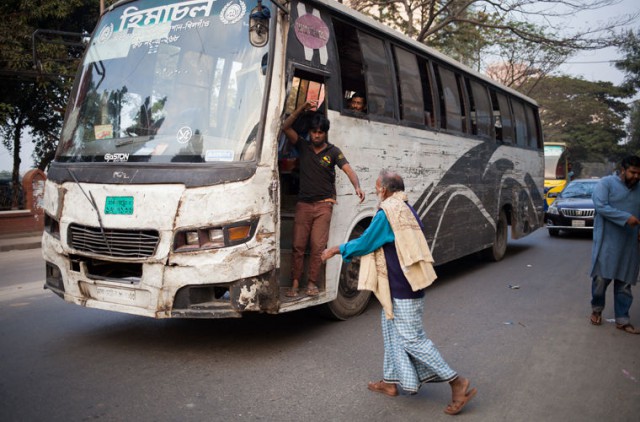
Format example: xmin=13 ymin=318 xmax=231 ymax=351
xmin=282 ymin=100 xmax=365 ymax=297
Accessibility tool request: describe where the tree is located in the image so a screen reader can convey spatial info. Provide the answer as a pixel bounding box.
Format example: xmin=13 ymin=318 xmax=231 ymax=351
xmin=615 ymin=29 xmax=640 ymax=92
xmin=527 ymin=75 xmax=631 ymax=167
xmin=347 ymin=0 xmax=638 ymax=87
xmin=615 ymin=30 xmax=640 ymax=156
xmin=0 ymin=0 xmax=100 ymax=207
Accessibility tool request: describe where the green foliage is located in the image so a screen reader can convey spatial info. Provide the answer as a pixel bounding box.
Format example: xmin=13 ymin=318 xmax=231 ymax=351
xmin=0 ymin=0 xmax=103 ymax=206
xmin=615 ymin=30 xmax=640 ymax=156
xmin=527 ymin=75 xmax=631 ymax=164
xmin=626 ymin=102 xmax=640 ymax=156
xmin=615 ymin=30 xmax=640 ymax=92
xmin=0 ymin=0 xmax=101 ymax=181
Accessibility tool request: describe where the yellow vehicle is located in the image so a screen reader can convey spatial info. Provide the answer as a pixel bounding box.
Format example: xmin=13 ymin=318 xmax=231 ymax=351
xmin=544 ymin=142 xmax=570 ymax=209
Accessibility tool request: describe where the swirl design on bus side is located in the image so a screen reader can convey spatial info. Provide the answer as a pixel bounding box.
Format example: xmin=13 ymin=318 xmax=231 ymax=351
xmin=413 ymin=142 xmax=543 ymax=262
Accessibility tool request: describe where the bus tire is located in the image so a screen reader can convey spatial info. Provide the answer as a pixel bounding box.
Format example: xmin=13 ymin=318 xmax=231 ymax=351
xmin=320 ymin=225 xmax=372 ymax=320
xmin=482 ymin=208 xmax=508 ymax=262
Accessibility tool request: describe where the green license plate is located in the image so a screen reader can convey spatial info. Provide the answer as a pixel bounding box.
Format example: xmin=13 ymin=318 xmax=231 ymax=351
xmin=105 ymin=196 xmax=134 ymax=215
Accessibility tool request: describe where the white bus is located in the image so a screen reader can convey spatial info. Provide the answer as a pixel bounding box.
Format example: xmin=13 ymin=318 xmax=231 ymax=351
xmin=42 ymin=0 xmax=544 ymax=319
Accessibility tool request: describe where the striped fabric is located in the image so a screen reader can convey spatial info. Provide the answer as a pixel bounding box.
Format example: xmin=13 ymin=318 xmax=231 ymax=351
xmin=381 ymin=297 xmax=457 ymax=393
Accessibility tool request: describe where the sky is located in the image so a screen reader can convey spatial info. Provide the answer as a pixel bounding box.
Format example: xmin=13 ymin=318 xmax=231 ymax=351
xmin=556 ymin=0 xmax=639 ymax=85
xmin=1 ymin=0 xmax=639 ymax=174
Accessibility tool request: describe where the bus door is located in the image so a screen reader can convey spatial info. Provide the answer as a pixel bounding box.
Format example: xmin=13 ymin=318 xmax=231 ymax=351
xmin=279 ymin=68 xmax=328 ymax=294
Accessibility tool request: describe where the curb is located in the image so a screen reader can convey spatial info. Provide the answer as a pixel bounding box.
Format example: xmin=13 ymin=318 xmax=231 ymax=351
xmin=0 ymin=237 xmax=42 ymax=252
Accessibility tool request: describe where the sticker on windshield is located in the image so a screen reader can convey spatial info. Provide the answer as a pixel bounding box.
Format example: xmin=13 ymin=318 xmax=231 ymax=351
xmin=119 ymin=1 xmax=216 ymax=31
xmin=205 ymin=150 xmax=234 ymax=162
xmin=98 ymin=23 xmax=114 ymax=42
xmin=176 ymin=126 xmax=193 ymax=144
xmin=104 ymin=153 xmax=130 ymax=163
xmin=95 ymin=124 xmax=114 ymax=140
xmin=220 ymin=1 xmax=247 ymax=24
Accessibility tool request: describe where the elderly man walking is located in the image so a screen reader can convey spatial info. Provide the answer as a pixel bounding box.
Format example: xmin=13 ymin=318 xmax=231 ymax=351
xmin=321 ymin=169 xmax=476 ymax=416
xmin=590 ymin=155 xmax=640 ymax=334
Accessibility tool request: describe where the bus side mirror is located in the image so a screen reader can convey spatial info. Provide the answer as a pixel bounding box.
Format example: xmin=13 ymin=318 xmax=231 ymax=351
xmin=249 ymin=2 xmax=270 ymax=47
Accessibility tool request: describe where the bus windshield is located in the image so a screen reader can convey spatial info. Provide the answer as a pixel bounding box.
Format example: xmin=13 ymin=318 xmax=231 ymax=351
xmin=58 ymin=0 xmax=271 ymax=164
xmin=544 ymin=144 xmax=566 ymax=180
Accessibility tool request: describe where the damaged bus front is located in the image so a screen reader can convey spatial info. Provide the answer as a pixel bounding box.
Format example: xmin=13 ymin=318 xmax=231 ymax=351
xmin=42 ymin=0 xmax=284 ymax=318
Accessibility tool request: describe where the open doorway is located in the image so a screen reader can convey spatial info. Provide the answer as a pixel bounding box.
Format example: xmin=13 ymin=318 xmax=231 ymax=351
xmin=278 ymin=68 xmax=327 ymax=297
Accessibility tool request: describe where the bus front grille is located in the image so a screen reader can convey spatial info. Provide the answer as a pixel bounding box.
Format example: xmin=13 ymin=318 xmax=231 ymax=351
xmin=68 ymin=224 xmax=160 ymax=258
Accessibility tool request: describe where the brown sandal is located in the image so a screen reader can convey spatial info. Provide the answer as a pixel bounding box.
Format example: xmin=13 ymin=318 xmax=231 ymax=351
xmin=616 ymin=323 xmax=640 ymax=334
xmin=590 ymin=311 xmax=602 ymax=326
xmin=444 ymin=387 xmax=477 ymax=415
xmin=285 ymin=288 xmax=299 ymax=298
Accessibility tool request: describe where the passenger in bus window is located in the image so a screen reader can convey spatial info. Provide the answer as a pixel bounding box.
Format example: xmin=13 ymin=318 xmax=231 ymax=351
xmin=321 ymin=169 xmax=477 ymax=415
xmin=348 ymin=92 xmax=367 ymax=113
xmin=281 ymin=100 xmax=365 ymax=298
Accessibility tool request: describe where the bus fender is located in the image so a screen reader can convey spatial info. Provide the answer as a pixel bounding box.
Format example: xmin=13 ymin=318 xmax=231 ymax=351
xmin=231 ymin=270 xmax=279 ymax=313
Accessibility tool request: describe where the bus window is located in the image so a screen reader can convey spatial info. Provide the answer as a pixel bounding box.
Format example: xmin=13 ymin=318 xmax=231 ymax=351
xmin=282 ymin=70 xmax=326 ymax=154
xmin=333 ymin=19 xmax=366 ymax=112
xmin=358 ymin=31 xmax=395 ymax=119
xmin=525 ymin=105 xmax=542 ymax=149
xmin=393 ymin=46 xmax=424 ymax=125
xmin=285 ymin=73 xmax=326 ymax=115
xmin=512 ymin=99 xmax=528 ymax=147
xmin=418 ymin=58 xmax=437 ymax=128
xmin=466 ymin=79 xmax=493 ymax=139
xmin=491 ymin=90 xmax=514 ymax=144
xmin=434 ymin=65 xmax=465 ymax=133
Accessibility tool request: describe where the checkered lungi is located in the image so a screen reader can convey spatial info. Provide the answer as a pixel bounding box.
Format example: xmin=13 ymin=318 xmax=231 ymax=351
xmin=381 ymin=297 xmax=457 ymax=393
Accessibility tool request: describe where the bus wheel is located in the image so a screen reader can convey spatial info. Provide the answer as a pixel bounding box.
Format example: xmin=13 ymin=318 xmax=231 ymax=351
xmin=482 ymin=208 xmax=508 ymax=262
xmin=321 ymin=225 xmax=372 ymax=320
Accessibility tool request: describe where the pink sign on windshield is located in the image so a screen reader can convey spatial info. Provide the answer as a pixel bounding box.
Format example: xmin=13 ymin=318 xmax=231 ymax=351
xmin=294 ymin=13 xmax=329 ymax=50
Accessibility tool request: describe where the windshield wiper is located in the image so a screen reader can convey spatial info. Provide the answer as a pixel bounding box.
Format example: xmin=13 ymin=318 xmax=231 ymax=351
xmin=67 ymin=168 xmax=114 ymax=256
xmin=116 ymin=136 xmax=151 ymax=148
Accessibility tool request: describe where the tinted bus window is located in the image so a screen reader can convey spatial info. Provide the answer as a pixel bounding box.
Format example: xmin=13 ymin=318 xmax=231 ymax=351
xmin=393 ymin=47 xmax=424 ymax=125
xmin=467 ymin=79 xmax=492 ymax=139
xmin=491 ymin=91 xmax=514 ymax=144
xmin=358 ymin=31 xmax=395 ymax=119
xmin=512 ymin=99 xmax=528 ymax=147
xmin=333 ymin=19 xmax=366 ymax=111
xmin=434 ymin=65 xmax=465 ymax=133
xmin=418 ymin=58 xmax=437 ymax=128
xmin=525 ymin=105 xmax=541 ymax=149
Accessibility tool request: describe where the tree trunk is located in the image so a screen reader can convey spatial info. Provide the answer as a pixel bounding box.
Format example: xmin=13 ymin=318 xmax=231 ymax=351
xmin=10 ymin=125 xmax=22 ymax=210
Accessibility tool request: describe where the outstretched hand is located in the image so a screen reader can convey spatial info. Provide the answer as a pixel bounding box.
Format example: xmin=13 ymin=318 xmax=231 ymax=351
xmin=321 ymin=246 xmax=341 ymax=262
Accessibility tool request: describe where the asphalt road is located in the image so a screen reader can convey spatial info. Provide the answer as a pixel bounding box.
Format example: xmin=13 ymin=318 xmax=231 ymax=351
xmin=0 ymin=229 xmax=638 ymax=422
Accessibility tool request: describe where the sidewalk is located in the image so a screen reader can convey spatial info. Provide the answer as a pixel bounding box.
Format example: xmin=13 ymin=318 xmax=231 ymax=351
xmin=0 ymin=232 xmax=43 ymax=252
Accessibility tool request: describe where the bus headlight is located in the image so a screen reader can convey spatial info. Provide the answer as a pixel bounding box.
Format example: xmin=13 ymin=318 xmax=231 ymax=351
xmin=174 ymin=220 xmax=256 ymax=252
xmin=185 ymin=231 xmax=200 ymax=245
xmin=207 ymin=228 xmax=225 ymax=247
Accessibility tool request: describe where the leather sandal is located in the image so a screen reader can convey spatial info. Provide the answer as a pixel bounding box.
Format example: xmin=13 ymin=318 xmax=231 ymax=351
xmin=616 ymin=323 xmax=640 ymax=334
xmin=590 ymin=311 xmax=602 ymax=326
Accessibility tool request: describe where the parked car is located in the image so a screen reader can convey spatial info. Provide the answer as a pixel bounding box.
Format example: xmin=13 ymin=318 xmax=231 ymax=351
xmin=545 ymin=178 xmax=599 ymax=236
